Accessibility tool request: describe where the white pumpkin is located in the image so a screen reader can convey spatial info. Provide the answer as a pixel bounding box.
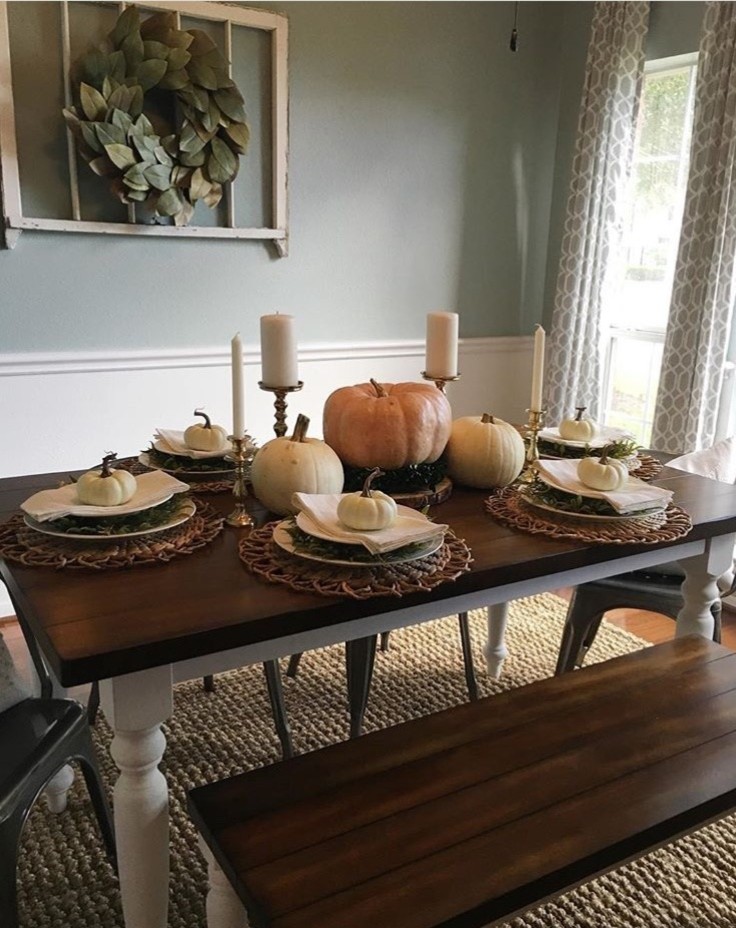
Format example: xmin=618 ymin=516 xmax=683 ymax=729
xmin=77 ymin=453 xmax=137 ymax=506
xmin=577 ymin=450 xmax=629 ymax=491
xmin=446 ymin=414 xmax=525 ymax=488
xmin=337 ymin=468 xmax=398 ymax=531
xmin=559 ymin=406 xmax=598 ymax=442
xmin=250 ymin=414 xmax=344 ymax=515
xmin=184 ymin=409 xmax=229 ymax=452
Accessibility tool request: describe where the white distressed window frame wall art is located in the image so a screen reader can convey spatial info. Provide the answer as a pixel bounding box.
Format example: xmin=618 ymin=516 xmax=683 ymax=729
xmin=0 ymin=0 xmax=289 ymax=254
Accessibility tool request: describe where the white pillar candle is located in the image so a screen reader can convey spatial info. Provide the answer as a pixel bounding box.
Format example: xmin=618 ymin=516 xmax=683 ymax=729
xmin=231 ymin=333 xmax=244 ymax=439
xmin=260 ymin=314 xmax=299 ymax=387
xmin=530 ymin=324 xmax=545 ymax=412
xmin=425 ymin=311 xmax=459 ymax=379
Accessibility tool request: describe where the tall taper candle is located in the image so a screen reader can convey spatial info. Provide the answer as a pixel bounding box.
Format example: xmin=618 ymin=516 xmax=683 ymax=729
xmin=530 ymin=324 xmax=545 ymax=412
xmin=260 ymin=314 xmax=299 ymax=387
xmin=231 ymin=333 xmax=245 ymax=439
xmin=425 ymin=311 xmax=459 ymax=379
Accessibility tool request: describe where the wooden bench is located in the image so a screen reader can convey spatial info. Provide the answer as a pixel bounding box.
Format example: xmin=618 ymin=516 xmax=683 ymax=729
xmin=189 ymin=637 xmax=736 ymax=928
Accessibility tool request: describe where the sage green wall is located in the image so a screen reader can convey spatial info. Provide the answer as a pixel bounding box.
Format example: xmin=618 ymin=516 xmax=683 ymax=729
xmin=541 ymin=1 xmax=705 ymax=328
xmin=1 ymin=1 xmax=566 ymax=353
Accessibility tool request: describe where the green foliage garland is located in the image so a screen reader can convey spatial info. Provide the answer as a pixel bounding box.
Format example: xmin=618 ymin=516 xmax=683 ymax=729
xmin=63 ymin=5 xmax=249 ymax=226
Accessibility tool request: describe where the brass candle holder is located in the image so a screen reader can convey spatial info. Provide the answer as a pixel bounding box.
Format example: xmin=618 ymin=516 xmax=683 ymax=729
xmin=421 ymin=371 xmax=461 ymax=393
xmin=518 ymin=407 xmax=546 ymax=484
xmin=258 ymin=381 xmax=304 ymax=437
xmin=225 ymin=435 xmax=254 ymax=528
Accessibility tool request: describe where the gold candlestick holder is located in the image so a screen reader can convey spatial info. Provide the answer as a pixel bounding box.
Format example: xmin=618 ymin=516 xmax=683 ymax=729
xmin=258 ymin=381 xmax=304 ymax=437
xmin=421 ymin=371 xmax=461 ymax=393
xmin=518 ymin=408 xmax=546 ymax=484
xmin=225 ymin=435 xmax=254 ymax=528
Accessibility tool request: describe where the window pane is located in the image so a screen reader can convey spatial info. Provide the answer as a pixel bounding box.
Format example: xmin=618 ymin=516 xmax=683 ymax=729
xmin=617 ymin=66 xmax=695 ymax=332
xmin=604 ymin=336 xmax=664 ymax=446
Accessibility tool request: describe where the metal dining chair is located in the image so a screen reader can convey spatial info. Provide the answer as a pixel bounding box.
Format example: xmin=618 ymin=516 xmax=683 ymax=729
xmin=0 ymin=622 xmax=116 ymax=928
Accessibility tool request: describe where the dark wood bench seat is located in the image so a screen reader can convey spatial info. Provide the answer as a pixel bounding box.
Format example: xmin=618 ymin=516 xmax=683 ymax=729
xmin=189 ymin=637 xmax=736 ymax=928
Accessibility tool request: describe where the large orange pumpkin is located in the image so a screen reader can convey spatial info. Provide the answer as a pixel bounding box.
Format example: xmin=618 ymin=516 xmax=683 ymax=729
xmin=323 ymin=379 xmax=452 ymax=470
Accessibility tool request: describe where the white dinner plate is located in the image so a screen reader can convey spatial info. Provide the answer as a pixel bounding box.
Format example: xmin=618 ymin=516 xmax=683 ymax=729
xmin=520 ymin=492 xmax=666 ymax=523
xmin=273 ymin=521 xmax=444 ymax=566
xmin=24 ymin=499 xmax=197 ymax=540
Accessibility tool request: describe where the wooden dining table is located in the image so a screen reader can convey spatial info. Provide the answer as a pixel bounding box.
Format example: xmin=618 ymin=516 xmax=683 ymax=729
xmin=2 ymin=464 xmax=736 ymax=928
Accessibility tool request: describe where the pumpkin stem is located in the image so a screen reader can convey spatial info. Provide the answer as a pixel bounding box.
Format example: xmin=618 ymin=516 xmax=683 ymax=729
xmin=291 ymin=414 xmax=310 ymax=442
xmin=361 ymin=467 xmax=385 ymax=498
xmin=192 ymin=408 xmax=212 ymax=429
xmin=370 ymin=378 xmax=387 ymax=398
xmin=574 ymin=406 xmax=587 ymax=421
xmin=598 ymin=444 xmax=613 ymax=465
xmin=481 ymin=413 xmax=495 ymax=424
xmin=100 ymin=452 xmax=117 ymax=478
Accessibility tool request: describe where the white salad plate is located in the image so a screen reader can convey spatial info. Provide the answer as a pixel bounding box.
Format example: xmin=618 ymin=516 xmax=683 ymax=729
xmin=24 ymin=499 xmax=197 ymax=540
xmin=538 ymin=426 xmax=634 ymax=450
xmin=520 ymin=492 xmax=665 ymax=523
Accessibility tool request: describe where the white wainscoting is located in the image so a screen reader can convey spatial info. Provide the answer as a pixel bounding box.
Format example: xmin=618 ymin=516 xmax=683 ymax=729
xmin=0 ymin=335 xmax=532 ymax=617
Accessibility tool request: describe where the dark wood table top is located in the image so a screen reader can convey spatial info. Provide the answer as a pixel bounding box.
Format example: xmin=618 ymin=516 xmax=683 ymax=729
xmin=2 ymin=465 xmax=736 ymax=687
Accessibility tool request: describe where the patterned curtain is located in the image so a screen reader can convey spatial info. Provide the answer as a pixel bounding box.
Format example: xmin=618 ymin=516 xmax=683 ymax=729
xmin=545 ymin=2 xmax=650 ymax=426
xmin=651 ymin=2 xmax=736 ymax=454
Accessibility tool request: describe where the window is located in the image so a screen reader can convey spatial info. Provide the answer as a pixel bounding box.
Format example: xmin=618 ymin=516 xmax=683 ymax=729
xmin=601 ymin=54 xmax=698 ymax=445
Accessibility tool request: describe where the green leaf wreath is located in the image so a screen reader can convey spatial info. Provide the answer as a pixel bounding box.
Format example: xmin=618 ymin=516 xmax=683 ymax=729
xmin=62 ymin=5 xmax=249 ymax=226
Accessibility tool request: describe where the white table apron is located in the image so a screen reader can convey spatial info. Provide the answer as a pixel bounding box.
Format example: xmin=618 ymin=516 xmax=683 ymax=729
xmin=94 ymin=532 xmax=732 ymax=928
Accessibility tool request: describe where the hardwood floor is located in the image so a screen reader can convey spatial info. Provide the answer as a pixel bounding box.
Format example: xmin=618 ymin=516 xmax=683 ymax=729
xmin=3 ymin=596 xmax=735 ymax=702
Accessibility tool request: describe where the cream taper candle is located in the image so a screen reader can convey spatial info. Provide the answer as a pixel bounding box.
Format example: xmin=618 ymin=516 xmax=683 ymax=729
xmin=231 ymin=333 xmax=245 ymax=439
xmin=530 ymin=324 xmax=545 ymax=412
xmin=260 ymin=314 xmax=299 ymax=387
xmin=425 ymin=311 xmax=459 ymax=379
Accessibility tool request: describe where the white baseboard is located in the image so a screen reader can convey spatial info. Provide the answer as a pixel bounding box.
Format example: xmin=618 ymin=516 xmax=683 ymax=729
xmin=0 ymin=334 xmax=533 ymax=618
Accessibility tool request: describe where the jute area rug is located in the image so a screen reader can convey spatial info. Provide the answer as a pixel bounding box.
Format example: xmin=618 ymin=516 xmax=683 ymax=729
xmin=16 ymin=593 xmax=736 ymax=928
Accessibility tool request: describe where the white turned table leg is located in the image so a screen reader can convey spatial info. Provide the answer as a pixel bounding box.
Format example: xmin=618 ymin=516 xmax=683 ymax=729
xmin=100 ymin=665 xmax=173 ymax=928
xmin=110 ymin=726 xmax=169 ymax=928
xmin=44 ymin=763 xmax=75 ymax=813
xmin=484 ymin=602 xmax=509 ymax=678
xmin=199 ymin=838 xmax=250 ymax=928
xmin=677 ymin=534 xmax=736 ymax=639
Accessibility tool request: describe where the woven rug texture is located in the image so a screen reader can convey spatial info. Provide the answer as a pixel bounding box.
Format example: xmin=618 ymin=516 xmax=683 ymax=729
xmin=16 ymin=592 xmax=736 ymax=927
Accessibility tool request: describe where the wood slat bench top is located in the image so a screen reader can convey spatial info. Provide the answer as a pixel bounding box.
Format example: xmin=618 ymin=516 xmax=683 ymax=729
xmin=189 ymin=637 xmax=736 ymax=928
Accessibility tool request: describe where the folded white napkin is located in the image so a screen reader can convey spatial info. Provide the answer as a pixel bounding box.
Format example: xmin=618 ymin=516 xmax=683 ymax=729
xmin=538 ymin=425 xmax=634 ymax=449
xmin=535 ymin=459 xmax=672 ymax=514
xmin=154 ymin=429 xmax=231 ymax=460
xmin=22 ymin=471 xmax=190 ymax=522
xmin=291 ymin=492 xmax=448 ymax=556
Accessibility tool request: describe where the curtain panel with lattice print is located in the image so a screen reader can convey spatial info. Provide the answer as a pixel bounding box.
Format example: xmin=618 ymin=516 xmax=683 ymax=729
xmin=545 ymin=2 xmax=649 ymax=426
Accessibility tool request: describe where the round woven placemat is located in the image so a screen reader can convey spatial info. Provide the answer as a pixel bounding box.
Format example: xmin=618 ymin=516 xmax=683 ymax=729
xmin=630 ymin=453 xmax=664 ymax=481
xmin=485 ymin=487 xmax=692 ymax=545
xmin=239 ymin=522 xmax=472 ymax=599
xmin=0 ymin=499 xmax=223 ymax=570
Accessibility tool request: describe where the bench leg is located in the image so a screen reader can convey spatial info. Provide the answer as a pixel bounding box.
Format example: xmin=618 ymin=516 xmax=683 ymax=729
xmin=199 ymin=839 xmax=250 ymax=928
xmin=483 ymin=603 xmax=509 ymax=678
xmin=345 ymin=636 xmax=377 ymax=739
xmin=262 ymin=660 xmax=294 ymax=760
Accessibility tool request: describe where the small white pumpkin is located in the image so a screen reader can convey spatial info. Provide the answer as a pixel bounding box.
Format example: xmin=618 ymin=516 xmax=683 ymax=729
xmin=446 ymin=413 xmax=525 ymax=488
xmin=577 ymin=448 xmax=629 ymax=491
xmin=559 ymin=406 xmax=598 ymax=442
xmin=76 ymin=453 xmax=137 ymax=506
xmin=184 ymin=409 xmax=229 ymax=453
xmin=250 ymin=414 xmax=344 ymax=515
xmin=337 ymin=468 xmax=398 ymax=531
